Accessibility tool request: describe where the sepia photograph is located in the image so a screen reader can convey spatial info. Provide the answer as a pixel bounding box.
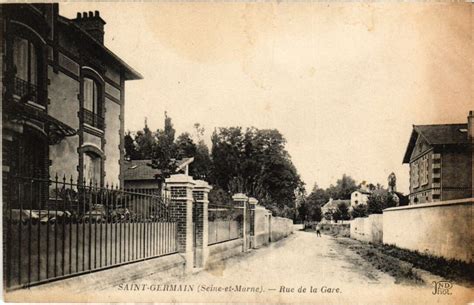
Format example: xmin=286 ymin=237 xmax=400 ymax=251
xmin=0 ymin=2 xmax=473 ymax=304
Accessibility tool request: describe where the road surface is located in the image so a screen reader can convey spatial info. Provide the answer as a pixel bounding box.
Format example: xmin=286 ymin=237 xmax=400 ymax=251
xmin=7 ymin=231 xmax=471 ymax=304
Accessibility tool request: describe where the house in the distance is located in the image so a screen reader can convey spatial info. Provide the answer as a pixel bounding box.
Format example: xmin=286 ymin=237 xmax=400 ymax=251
xmin=123 ymin=158 xmax=194 ymax=193
xmin=350 ymin=190 xmax=371 ymax=208
xmin=321 ymin=198 xmax=351 ymax=223
xmin=402 ymin=111 xmax=474 ymax=204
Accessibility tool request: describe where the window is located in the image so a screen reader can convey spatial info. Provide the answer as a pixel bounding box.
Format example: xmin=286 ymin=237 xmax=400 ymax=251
xmin=420 ymin=155 xmax=429 ymax=186
xmin=82 ymin=77 xmax=104 ymax=130
xmin=83 ymin=152 xmax=101 ymax=185
xmin=84 ymin=78 xmax=99 ymax=114
xmin=411 ymin=161 xmax=419 ymax=189
xmin=13 ymin=36 xmax=41 ymax=104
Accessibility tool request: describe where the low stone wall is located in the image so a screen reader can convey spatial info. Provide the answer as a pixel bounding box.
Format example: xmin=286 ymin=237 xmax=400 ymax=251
xmin=320 ymin=223 xmax=350 ymax=237
xmin=271 ymin=217 xmax=294 ymax=242
xmin=253 ymin=206 xmax=271 ymax=248
xmin=350 ymin=214 xmax=383 ymax=244
xmin=206 ymin=239 xmax=244 ymax=268
xmin=27 ymin=253 xmax=185 ymax=292
xmin=383 ymin=198 xmax=473 ymax=263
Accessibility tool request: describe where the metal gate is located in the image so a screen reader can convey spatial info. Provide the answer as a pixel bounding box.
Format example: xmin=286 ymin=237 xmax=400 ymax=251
xmin=4 ymin=175 xmax=178 ymax=290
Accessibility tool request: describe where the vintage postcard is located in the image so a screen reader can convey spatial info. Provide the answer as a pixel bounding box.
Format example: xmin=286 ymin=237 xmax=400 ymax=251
xmin=1 ymin=1 xmax=473 ymax=304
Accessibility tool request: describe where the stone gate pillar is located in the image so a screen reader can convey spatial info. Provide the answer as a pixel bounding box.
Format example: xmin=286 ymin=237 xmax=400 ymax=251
xmin=248 ymin=197 xmax=258 ymax=249
xmin=192 ymin=180 xmax=212 ymax=269
xmin=232 ymin=193 xmax=249 ymax=252
xmin=166 ymin=174 xmax=195 ymax=273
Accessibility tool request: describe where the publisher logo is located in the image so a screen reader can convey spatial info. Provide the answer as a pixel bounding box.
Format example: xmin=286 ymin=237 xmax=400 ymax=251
xmin=432 ymin=281 xmax=453 ymax=295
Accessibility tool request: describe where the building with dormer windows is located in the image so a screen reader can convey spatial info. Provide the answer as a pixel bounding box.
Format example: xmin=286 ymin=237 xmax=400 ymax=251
xmin=402 ymin=111 xmax=474 ymax=204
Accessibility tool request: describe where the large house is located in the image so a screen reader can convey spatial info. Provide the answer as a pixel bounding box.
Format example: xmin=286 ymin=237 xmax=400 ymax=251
xmin=402 ymin=111 xmax=474 ymax=204
xmin=2 ymin=4 xmax=142 ymax=208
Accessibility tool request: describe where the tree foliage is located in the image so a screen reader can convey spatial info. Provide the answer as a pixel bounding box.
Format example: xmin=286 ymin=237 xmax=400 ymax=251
xmin=333 ymin=202 xmax=351 ymax=222
xmin=351 ymin=204 xmax=368 ymax=218
xmin=124 ymin=119 xmax=302 ymax=218
xmin=124 ymin=114 xmax=211 ymax=181
xmin=210 ymin=127 xmax=303 ymax=216
xmin=326 ymin=174 xmax=358 ymax=200
xmin=367 ymin=188 xmax=398 ymax=214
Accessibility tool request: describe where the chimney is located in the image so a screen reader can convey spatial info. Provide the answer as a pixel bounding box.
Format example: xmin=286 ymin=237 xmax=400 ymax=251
xmin=468 ymin=110 xmax=474 ymax=142
xmin=73 ymin=10 xmax=106 ymax=44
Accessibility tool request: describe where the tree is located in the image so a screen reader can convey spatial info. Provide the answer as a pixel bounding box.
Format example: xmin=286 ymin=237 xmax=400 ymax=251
xmin=189 ymin=124 xmax=212 ymax=180
xmin=306 ymin=188 xmax=330 ymax=207
xmin=326 ymin=174 xmax=357 ymax=200
xmin=208 ymin=186 xmax=233 ymax=206
xmin=149 ymin=113 xmax=178 ymax=181
xmin=351 ymin=204 xmax=368 ymax=218
xmin=211 ymin=127 xmax=302 ymax=216
xmin=298 ymin=200 xmax=322 ymax=222
xmin=335 ymin=202 xmax=350 ymax=222
xmin=134 ymin=121 xmax=155 ymax=159
xmin=124 ymin=131 xmax=140 ymax=160
xmin=367 ymin=189 xmax=398 ymax=214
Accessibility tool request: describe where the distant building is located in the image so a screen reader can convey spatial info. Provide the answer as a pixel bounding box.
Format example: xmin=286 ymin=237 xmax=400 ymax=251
xmin=321 ymin=198 xmax=351 ymax=223
xmin=123 ymin=158 xmax=194 ymax=193
xmin=350 ymin=190 xmax=370 ymax=207
xmin=402 ymin=111 xmax=474 ymax=204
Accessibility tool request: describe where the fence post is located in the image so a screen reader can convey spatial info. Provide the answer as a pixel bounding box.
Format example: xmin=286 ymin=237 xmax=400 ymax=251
xmin=192 ymin=180 xmax=211 ymax=269
xmin=248 ymin=197 xmax=258 ymax=249
xmin=166 ymin=174 xmax=195 ymax=273
xmin=232 ymin=193 xmax=249 ymax=252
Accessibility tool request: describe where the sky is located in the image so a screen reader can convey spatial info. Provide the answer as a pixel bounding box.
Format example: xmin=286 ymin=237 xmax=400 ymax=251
xmin=60 ymin=2 xmax=473 ymax=194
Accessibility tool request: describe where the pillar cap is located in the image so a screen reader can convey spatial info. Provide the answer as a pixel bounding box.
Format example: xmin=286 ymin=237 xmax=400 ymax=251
xmin=232 ymin=193 xmax=248 ymax=201
xmin=165 ymin=174 xmax=195 ymax=185
xmin=248 ymin=197 xmax=258 ymax=205
xmin=193 ymin=179 xmax=212 ymax=191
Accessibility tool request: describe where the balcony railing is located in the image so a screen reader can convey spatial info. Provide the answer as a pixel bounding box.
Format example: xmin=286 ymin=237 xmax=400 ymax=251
xmin=13 ymin=77 xmax=46 ymax=106
xmin=83 ymin=108 xmax=105 ymax=130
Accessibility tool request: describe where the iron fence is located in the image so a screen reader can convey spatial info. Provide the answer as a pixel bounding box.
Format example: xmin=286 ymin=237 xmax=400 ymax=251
xmin=207 ymin=203 xmax=242 ymax=245
xmin=4 ymin=175 xmax=177 ymax=290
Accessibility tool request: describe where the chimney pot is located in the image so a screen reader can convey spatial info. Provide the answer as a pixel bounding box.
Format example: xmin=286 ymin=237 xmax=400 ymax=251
xmin=73 ymin=10 xmax=106 ymax=44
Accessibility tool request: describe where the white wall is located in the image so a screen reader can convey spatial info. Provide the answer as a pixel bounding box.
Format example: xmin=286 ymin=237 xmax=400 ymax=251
xmin=383 ymin=198 xmax=473 ymax=263
xmin=350 ymin=214 xmax=383 ymax=244
xmin=271 ymin=217 xmax=294 ymax=241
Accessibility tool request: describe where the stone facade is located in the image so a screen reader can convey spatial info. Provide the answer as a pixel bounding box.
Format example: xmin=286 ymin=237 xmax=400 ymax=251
xmin=403 ymin=112 xmax=474 ymax=204
xmin=1 ymin=3 xmax=142 ymax=204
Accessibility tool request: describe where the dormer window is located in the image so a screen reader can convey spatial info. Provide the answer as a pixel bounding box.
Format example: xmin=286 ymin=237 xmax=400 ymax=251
xmin=82 ymin=76 xmax=104 ymax=130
